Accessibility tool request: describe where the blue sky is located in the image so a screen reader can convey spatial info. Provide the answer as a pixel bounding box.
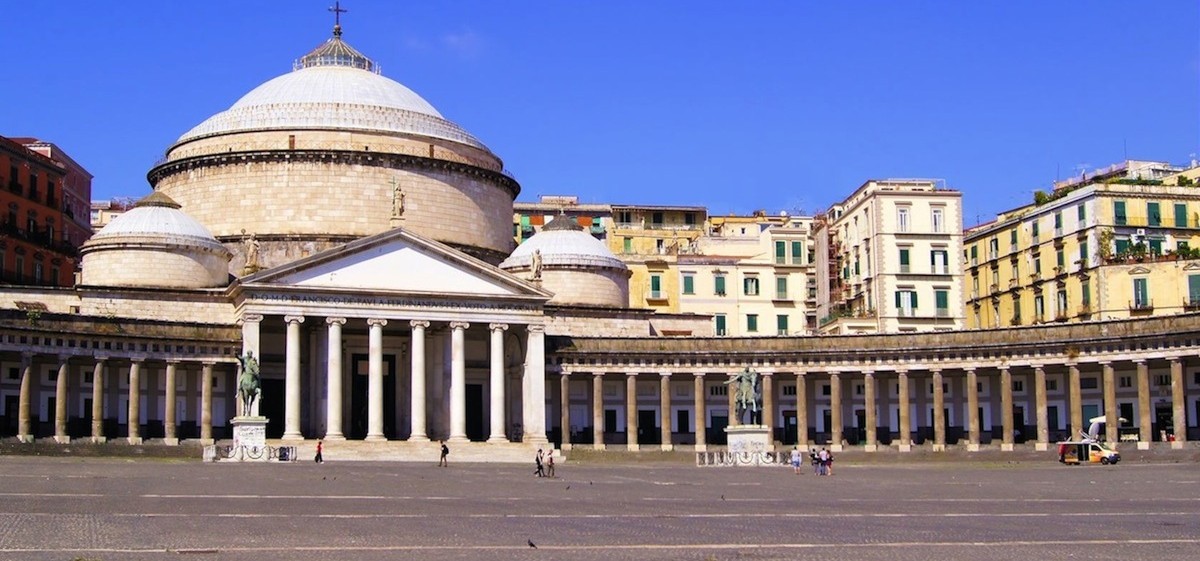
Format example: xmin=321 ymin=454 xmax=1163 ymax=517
xmin=5 ymin=1 xmax=1198 ymax=226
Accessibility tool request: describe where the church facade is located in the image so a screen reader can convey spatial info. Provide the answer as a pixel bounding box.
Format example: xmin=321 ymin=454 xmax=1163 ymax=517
xmin=0 ymin=26 xmax=1195 ymax=458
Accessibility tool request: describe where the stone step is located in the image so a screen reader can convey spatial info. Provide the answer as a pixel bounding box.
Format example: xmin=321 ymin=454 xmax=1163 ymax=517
xmin=265 ymin=439 xmax=558 ymax=463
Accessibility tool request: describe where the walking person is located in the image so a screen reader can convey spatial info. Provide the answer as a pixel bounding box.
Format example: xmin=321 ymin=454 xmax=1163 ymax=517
xmin=438 ymin=440 xmax=449 ymax=467
xmin=826 ymin=449 xmax=835 ymax=476
xmin=818 ymin=447 xmax=829 ymax=476
xmin=790 ymin=447 xmax=802 ymax=475
xmin=546 ymin=451 xmax=556 ymax=478
xmin=810 ymin=448 xmax=820 ymax=475
xmin=534 ymin=448 xmax=545 ymax=477
xmin=314 ymin=440 xmax=324 ymax=463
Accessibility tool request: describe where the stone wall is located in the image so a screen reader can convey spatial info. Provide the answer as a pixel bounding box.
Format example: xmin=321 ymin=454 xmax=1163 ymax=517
xmin=540 ymin=268 xmax=628 ymax=308
xmin=82 ymin=247 xmax=229 ymax=289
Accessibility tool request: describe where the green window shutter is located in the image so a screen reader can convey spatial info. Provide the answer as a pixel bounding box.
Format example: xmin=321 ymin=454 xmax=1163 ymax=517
xmin=775 ymin=241 xmax=786 ymax=260
xmin=747 ymin=314 xmax=758 ymax=332
xmin=1054 ymin=212 xmax=1062 ymax=228
xmin=854 ymin=260 xmax=860 ymax=275
xmin=520 ymin=215 xmax=530 ymax=227
xmin=1176 ymin=203 xmax=1188 ymax=228
xmin=1133 ymin=278 xmax=1147 ymax=303
xmin=1114 ymin=201 xmax=1127 ymax=224
xmin=900 ymin=249 xmax=910 ymax=265
xmin=1149 ymin=239 xmax=1162 ymax=255
xmin=715 ymin=275 xmax=725 ymax=295
xmin=1148 ymin=202 xmax=1161 ymax=226
xmin=715 ymin=315 xmax=726 ymax=335
xmin=650 ymin=275 xmax=661 ymax=292
xmin=935 ymin=290 xmax=948 ymax=309
xmin=970 ymin=246 xmax=977 ymax=259
xmin=682 ymin=275 xmax=694 ymax=295
xmin=1056 ymin=250 xmax=1064 ymax=268
xmin=895 ymin=291 xmax=902 ymax=309
xmin=1032 ymin=222 xmax=1039 ymax=236
xmin=1079 ymin=242 xmax=1088 ymax=264
xmin=623 ymin=237 xmax=632 ymax=253
xmin=1189 ymin=275 xmax=1200 ymax=303
xmin=911 ymin=291 xmax=919 ymax=308
xmin=1010 ymin=230 xmax=1018 ymax=244
xmin=791 ymin=241 xmax=802 ymax=262
xmin=1078 ymin=204 xmax=1086 ymax=222
xmin=777 ymin=315 xmax=788 ymax=333
xmin=776 ymin=276 xmax=787 ymax=296
xmin=1081 ymin=283 xmax=1090 ymax=306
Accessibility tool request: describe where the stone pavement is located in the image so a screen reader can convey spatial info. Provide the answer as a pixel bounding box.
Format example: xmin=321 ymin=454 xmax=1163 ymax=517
xmin=0 ymin=451 xmax=1197 ymax=561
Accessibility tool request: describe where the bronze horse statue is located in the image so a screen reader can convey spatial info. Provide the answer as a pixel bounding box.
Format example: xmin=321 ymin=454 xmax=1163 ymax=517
xmin=237 ymin=352 xmax=261 ymax=416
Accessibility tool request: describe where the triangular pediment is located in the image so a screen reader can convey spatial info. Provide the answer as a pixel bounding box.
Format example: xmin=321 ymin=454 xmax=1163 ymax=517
xmin=238 ymin=229 xmax=550 ymax=299
xmin=1127 ymin=266 xmax=1151 ymax=275
xmin=1184 ymin=262 xmax=1200 ymax=271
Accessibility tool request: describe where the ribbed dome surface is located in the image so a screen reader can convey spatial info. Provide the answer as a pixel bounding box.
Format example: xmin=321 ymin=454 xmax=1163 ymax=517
xmin=501 ymin=218 xmax=627 ymax=271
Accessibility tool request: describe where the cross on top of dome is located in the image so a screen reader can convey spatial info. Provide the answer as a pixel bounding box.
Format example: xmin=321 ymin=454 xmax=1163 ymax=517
xmin=292 ymin=2 xmax=380 ymax=74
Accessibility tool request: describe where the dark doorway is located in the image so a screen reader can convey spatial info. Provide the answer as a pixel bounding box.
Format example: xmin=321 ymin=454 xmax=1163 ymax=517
xmin=466 ymin=384 xmax=484 ymax=441
xmin=261 ymin=378 xmax=285 ymax=438
xmin=853 ymin=409 xmax=866 ymax=445
xmin=3 ymin=395 xmax=17 ymax=436
xmin=349 ymin=354 xmax=397 ymax=439
xmin=637 ymin=409 xmax=658 ymax=445
xmin=676 ymin=410 xmax=688 ymax=442
xmin=604 ymin=409 xmax=618 ymax=444
xmin=782 ymin=410 xmax=797 ymax=444
xmin=710 ymin=414 xmax=728 ymax=445
xmin=1013 ymin=406 xmax=1026 ymax=442
xmin=1155 ymin=404 xmax=1173 ymax=440
xmin=1047 ymin=405 xmax=1061 ymax=440
xmin=822 ymin=409 xmax=832 ymax=444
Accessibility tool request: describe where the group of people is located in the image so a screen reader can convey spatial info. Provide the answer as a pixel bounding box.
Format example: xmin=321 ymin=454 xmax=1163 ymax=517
xmin=534 ymin=447 xmax=555 ymax=477
xmin=789 ymin=447 xmax=834 ymax=476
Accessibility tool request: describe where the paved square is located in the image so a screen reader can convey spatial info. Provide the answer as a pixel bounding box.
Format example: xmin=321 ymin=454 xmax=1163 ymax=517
xmin=0 ymin=455 xmax=1197 ymax=560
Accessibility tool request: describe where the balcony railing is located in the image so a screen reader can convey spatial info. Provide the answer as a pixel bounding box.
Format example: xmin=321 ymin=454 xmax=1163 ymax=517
xmin=645 ymin=290 xmax=668 ymax=301
xmin=936 ymin=308 xmax=951 ymax=318
xmin=1186 ymin=298 xmax=1200 ymax=311
xmin=1078 ymin=303 xmax=1092 ymax=315
xmin=899 ymin=264 xmax=911 ymax=273
xmin=1129 ymin=299 xmax=1154 ymax=313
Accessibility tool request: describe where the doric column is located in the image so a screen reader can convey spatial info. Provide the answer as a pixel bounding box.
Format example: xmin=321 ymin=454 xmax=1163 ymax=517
xmin=693 ymin=373 xmax=706 ymax=451
xmin=325 ymin=317 xmax=347 ymax=440
xmin=830 ymin=371 xmax=843 ymax=451
xmin=1000 ymin=366 xmax=1014 ymax=451
xmin=163 ymin=360 xmax=179 ymax=445
xmin=1067 ymin=362 xmax=1082 ymax=438
xmin=897 ymin=370 xmax=911 ymax=451
xmin=1102 ymin=361 xmax=1117 ymax=444
xmin=409 ymin=320 xmax=429 ymax=442
xmin=128 ymin=358 xmax=143 ymax=444
xmin=761 ymin=371 xmax=775 ymax=436
xmin=592 ymin=372 xmax=605 ymax=450
xmin=522 ymin=324 xmax=548 ymax=444
xmin=659 ymin=372 xmax=672 ymax=451
xmin=448 ymin=321 xmax=469 ymax=443
xmin=282 ymin=315 xmax=305 ymax=440
xmin=931 ymin=369 xmax=945 ymax=451
xmin=1136 ymin=359 xmax=1151 ymax=449
xmin=966 ymin=367 xmax=979 ymax=452
xmin=488 ymin=323 xmax=508 ymax=443
xmin=239 ymin=313 xmax=263 ymax=417
xmin=727 ymin=376 xmax=737 ymax=427
xmin=1034 ymin=365 xmax=1049 ymax=451
xmin=625 ymin=372 xmax=639 ymax=451
xmin=796 ymin=372 xmax=809 ymax=449
xmin=91 ymin=359 xmax=106 ymax=443
xmin=200 ymin=362 xmax=214 ymax=445
xmin=17 ymin=354 xmax=33 ymax=443
xmin=560 ymin=372 xmax=571 ymax=449
xmin=863 ymin=370 xmax=877 ymax=452
xmin=366 ymin=318 xmax=387 ymax=441
xmin=1170 ymin=358 xmax=1187 ymax=447
xmin=54 ymin=358 xmax=69 ymax=444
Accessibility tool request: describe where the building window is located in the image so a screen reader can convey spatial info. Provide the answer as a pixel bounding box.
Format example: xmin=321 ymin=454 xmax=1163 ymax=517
xmin=1118 ymin=376 xmax=1132 ymax=389
xmin=931 ymin=250 xmax=948 ymax=275
xmin=1133 ymin=277 xmax=1150 ymax=309
xmin=1077 ymin=203 xmax=1086 ymax=223
xmin=776 ymin=314 xmax=788 ymax=335
xmin=651 ymin=212 xmax=664 ymax=226
xmin=710 ymin=385 xmax=727 ymax=396
xmin=895 ymin=290 xmax=917 ymax=317
xmin=1113 ymin=200 xmax=1127 ymax=225
xmin=743 ymin=276 xmax=759 ymax=296
xmin=1154 ymin=374 xmax=1170 ymax=386
xmin=1031 ymin=220 xmax=1040 ymax=242
xmin=899 ymin=248 xmax=911 ymax=273
xmin=715 ymin=314 xmax=727 ymax=336
xmin=682 ymin=274 xmax=695 ymax=295
xmin=1056 ymin=249 xmax=1065 ymax=270
xmin=1078 ymin=242 xmax=1088 ymax=267
xmin=714 ymin=274 xmax=726 ymax=296
xmin=1080 ymin=377 xmax=1098 ymax=390
xmin=989 ymin=238 xmax=999 ymax=260
xmin=775 ymin=241 xmax=786 ymax=264
xmin=897 ymin=207 xmax=910 ymax=233
xmin=622 ymin=237 xmax=632 ymax=254
xmin=1056 ymin=290 xmax=1068 ymax=317
xmin=1011 ymin=379 xmax=1024 ymax=392
xmin=935 ymin=289 xmax=949 ymax=317
xmin=1034 ymin=294 xmax=1044 ymax=322
xmin=746 ymin=314 xmax=758 ymax=333
xmin=791 ymin=241 xmax=803 ymax=264
xmin=775 ymin=276 xmax=788 ymax=299
xmin=1147 ymin=201 xmax=1161 ymax=227
xmin=1189 ymin=275 xmax=1200 ymax=306
xmin=1081 ymin=282 xmax=1091 ymax=307
xmin=1054 ymin=211 xmax=1063 ymax=236
xmin=1175 ymin=203 xmax=1188 ymax=228
xmin=33 ymin=263 xmax=43 ymax=283
xmin=1047 ymin=379 xmax=1058 ymax=391
xmin=782 ymin=385 xmax=797 ymax=396
xmin=684 ymin=212 xmax=696 ymax=226
xmin=969 ymin=245 xmax=978 ymax=266
xmin=648 ymin=274 xmax=663 ymax=300
xmin=931 ymin=208 xmax=944 ymax=233
xmin=1010 ymin=229 xmax=1018 ymax=252
xmin=821 ymin=384 xmax=831 ymax=396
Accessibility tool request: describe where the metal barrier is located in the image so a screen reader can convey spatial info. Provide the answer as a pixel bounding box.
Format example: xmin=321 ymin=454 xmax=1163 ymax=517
xmin=696 ymin=451 xmax=789 ymax=467
xmin=203 ymin=445 xmax=298 ymax=462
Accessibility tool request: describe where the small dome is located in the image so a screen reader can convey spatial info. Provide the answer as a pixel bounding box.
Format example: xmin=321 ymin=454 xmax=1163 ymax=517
xmin=89 ymin=192 xmax=225 ymax=248
xmin=501 ymin=216 xmax=627 ymax=271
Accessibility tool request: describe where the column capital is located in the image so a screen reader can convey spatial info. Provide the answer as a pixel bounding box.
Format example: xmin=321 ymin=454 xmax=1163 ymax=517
xmin=1097 ymin=359 xmax=1112 ymax=367
xmin=593 ymin=372 xmax=605 ymax=380
xmin=997 ymin=365 xmax=1009 ymax=373
xmin=284 ymin=315 xmax=305 ymax=325
xmin=897 ymin=369 xmax=908 ymax=377
xmin=929 ymin=368 xmax=942 ymax=375
xmin=240 ymin=313 xmax=264 ymax=324
xmin=1168 ymin=356 xmax=1183 ymax=365
xmin=129 ymin=355 xmax=148 ymax=364
xmin=827 ymin=370 xmax=840 ymax=377
xmin=863 ymin=370 xmax=874 ymax=378
xmin=659 ymin=372 xmax=672 ymax=379
xmin=201 ymin=359 xmax=218 ymax=367
xmin=449 ymin=321 xmax=470 ymax=331
xmin=527 ymin=323 xmax=546 ymax=334
xmin=165 ymin=358 xmax=181 ymax=365
xmin=326 ymin=317 xmax=347 ymax=326
xmin=409 ymin=319 xmax=430 ymax=330
xmin=759 ymin=371 xmax=775 ymax=377
xmin=626 ymin=372 xmax=638 ymax=379
xmin=560 ymin=371 xmax=570 ymax=379
xmin=57 ymin=354 xmax=71 ymax=364
xmin=1132 ymin=358 xmax=1147 ymax=365
xmin=489 ymin=323 xmax=509 ymax=332
xmin=1031 ymin=364 xmax=1045 ymax=370
xmin=366 ymin=318 xmax=388 ymax=328
xmin=94 ymin=356 xmax=109 ymax=363
xmin=963 ymin=366 xmax=976 ymax=374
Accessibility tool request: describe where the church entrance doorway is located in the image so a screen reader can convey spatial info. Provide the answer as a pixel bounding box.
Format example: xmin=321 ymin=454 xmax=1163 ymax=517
xmin=465 ymin=384 xmax=484 ymax=441
xmin=349 ymin=354 xmax=396 ymax=439
xmin=637 ymin=409 xmax=658 ymax=445
xmin=261 ymin=378 xmax=284 ymax=438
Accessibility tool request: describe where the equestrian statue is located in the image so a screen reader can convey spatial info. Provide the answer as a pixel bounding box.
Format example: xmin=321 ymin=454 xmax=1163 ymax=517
xmin=725 ymin=367 xmax=761 ymax=425
xmin=237 ymin=351 xmax=262 ymax=417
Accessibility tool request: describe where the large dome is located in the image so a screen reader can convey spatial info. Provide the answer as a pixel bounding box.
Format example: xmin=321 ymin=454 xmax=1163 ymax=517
xmin=174 ymin=35 xmax=488 ymax=151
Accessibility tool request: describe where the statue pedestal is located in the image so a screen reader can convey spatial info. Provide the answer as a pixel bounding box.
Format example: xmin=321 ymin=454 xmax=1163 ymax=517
xmin=225 ymin=416 xmax=271 ymax=462
xmin=722 ymin=425 xmax=775 ymax=466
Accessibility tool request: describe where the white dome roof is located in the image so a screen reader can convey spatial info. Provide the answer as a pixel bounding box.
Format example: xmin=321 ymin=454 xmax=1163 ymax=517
xmin=173 ymin=35 xmax=489 ymax=151
xmin=501 ymin=217 xmax=627 ymax=271
xmin=88 ymin=192 xmax=226 ymax=251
